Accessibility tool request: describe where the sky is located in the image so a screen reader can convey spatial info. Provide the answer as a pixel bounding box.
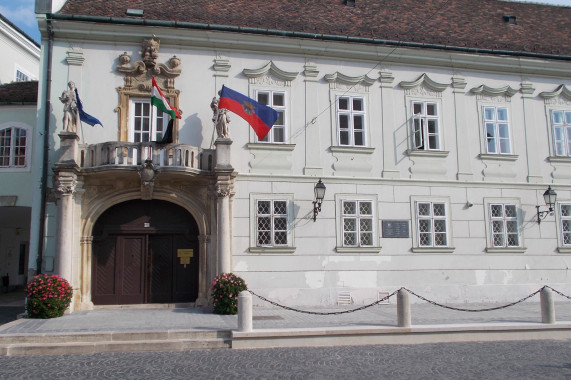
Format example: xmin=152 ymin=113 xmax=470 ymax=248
xmin=0 ymin=0 xmax=569 ymax=45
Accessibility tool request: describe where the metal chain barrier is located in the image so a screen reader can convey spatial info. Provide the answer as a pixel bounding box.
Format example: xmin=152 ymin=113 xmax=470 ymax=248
xmin=247 ymin=289 xmax=400 ymax=315
xmin=247 ymin=285 xmax=570 ymax=315
xmin=403 ymin=287 xmax=543 ymax=312
xmin=545 ymin=285 xmax=571 ymax=300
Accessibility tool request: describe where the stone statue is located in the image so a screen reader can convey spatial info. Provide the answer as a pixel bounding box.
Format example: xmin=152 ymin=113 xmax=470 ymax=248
xmin=211 ymin=96 xmax=230 ymax=138
xmin=59 ymin=81 xmax=79 ymax=132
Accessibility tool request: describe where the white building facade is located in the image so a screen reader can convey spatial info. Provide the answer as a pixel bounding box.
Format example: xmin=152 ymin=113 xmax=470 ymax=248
xmin=32 ymin=0 xmax=571 ymax=310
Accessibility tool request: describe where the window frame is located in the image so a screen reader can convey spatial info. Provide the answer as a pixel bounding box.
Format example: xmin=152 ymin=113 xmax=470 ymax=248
xmin=255 ymin=89 xmax=287 ymax=144
xmin=335 ymin=194 xmax=380 ymax=253
xmin=410 ymin=196 xmax=454 ymax=253
xmin=483 ymin=198 xmax=525 ymax=253
xmin=488 ymin=203 xmax=520 ymax=248
xmin=336 ymin=95 xmax=367 ymax=147
xmin=482 ymin=105 xmax=512 ymax=155
xmin=341 ymin=199 xmax=374 ymax=248
xmin=249 ymin=193 xmax=295 ymax=253
xmin=0 ymin=123 xmax=31 ymax=172
xmin=556 ymin=202 xmax=571 ymax=253
xmin=128 ymin=98 xmax=169 ymax=143
xmin=550 ymin=110 xmax=571 ymax=157
xmin=14 ymin=66 xmax=36 ymax=82
xmin=411 ymin=100 xmax=441 ymax=151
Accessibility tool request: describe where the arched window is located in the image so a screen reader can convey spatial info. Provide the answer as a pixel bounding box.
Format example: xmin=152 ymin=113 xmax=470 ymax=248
xmin=0 ymin=124 xmax=29 ymax=169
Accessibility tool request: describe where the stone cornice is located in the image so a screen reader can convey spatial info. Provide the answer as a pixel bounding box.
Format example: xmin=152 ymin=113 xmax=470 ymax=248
xmin=471 ymin=85 xmax=518 ymax=97
xmin=539 ymin=85 xmax=571 ymax=100
xmin=242 ymin=61 xmax=299 ymax=83
xmin=399 ymin=74 xmax=448 ymax=92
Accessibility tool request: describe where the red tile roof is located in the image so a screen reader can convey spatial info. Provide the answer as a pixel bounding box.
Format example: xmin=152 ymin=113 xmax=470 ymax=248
xmin=0 ymin=81 xmax=38 ymax=104
xmin=58 ymin=0 xmax=571 ymax=58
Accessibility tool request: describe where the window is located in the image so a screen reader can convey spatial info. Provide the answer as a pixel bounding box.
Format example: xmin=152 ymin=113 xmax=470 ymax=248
xmin=416 ymin=201 xmax=448 ymax=247
xmin=342 ymin=200 xmax=373 ymax=247
xmin=489 ymin=204 xmax=520 ymax=247
xmin=337 ymin=96 xmax=366 ymax=146
xmin=559 ymin=204 xmax=571 ymax=247
xmin=256 ymin=200 xmax=288 ymax=247
xmin=412 ymin=101 xmax=440 ymax=150
xmin=0 ymin=126 xmax=27 ymax=168
xmin=483 ymin=106 xmax=511 ymax=154
xmin=129 ymin=100 xmax=168 ymax=142
xmin=552 ymin=110 xmax=571 ymax=157
xmin=256 ymin=90 xmax=286 ymax=143
xmin=16 ymin=70 xmax=31 ymax=82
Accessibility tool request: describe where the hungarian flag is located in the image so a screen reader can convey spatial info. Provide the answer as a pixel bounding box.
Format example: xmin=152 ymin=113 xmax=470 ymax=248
xmin=218 ymin=85 xmax=278 ymax=140
xmin=74 ymin=88 xmax=103 ymax=127
xmin=151 ymin=77 xmax=181 ymax=119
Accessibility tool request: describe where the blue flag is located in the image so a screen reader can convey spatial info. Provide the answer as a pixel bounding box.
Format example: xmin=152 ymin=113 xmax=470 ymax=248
xmin=74 ymin=88 xmax=103 ymax=127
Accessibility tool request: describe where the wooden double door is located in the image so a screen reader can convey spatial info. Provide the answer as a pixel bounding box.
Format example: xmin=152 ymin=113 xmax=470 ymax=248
xmin=92 ymin=200 xmax=199 ymax=305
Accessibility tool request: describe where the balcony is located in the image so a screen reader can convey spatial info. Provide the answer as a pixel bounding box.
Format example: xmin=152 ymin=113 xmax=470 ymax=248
xmin=78 ymin=142 xmax=215 ymax=172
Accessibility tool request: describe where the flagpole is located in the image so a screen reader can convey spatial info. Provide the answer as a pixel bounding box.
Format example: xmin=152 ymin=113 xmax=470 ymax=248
xmin=79 ymin=120 xmax=85 ymax=145
xmin=149 ymin=80 xmax=155 ymax=162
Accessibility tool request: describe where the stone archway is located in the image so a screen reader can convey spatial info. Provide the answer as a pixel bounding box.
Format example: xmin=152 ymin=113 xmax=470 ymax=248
xmin=91 ymin=199 xmax=200 ymax=305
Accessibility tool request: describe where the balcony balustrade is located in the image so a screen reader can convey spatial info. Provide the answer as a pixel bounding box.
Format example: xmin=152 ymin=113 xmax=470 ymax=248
xmin=78 ymin=142 xmax=215 ymax=172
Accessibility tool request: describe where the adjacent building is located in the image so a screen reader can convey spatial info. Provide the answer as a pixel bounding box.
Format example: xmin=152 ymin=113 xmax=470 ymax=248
xmin=0 ymin=13 xmax=40 ymax=291
xmin=31 ymin=0 xmax=571 ymax=310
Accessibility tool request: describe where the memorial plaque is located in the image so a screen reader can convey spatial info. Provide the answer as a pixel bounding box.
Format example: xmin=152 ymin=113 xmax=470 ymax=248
xmin=382 ymin=220 xmax=410 ymax=238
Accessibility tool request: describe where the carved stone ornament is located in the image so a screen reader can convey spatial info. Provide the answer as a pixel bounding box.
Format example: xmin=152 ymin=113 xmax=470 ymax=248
xmin=55 ymin=176 xmax=78 ymax=195
xmin=243 ymin=61 xmax=298 ymax=87
xmin=539 ymin=85 xmax=571 ymax=105
xmin=216 ymin=184 xmax=231 ymax=198
xmin=138 ymin=160 xmax=161 ymax=200
xmin=116 ymin=37 xmax=182 ymax=80
xmin=399 ymin=73 xmax=449 ymax=94
xmin=325 ymin=72 xmax=376 ymax=92
xmin=115 ymin=37 xmax=182 ymax=142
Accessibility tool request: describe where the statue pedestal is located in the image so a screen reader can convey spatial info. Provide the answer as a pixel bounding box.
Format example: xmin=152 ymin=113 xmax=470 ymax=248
xmin=214 ymin=138 xmax=232 ymax=169
xmin=57 ymin=132 xmax=80 ymax=166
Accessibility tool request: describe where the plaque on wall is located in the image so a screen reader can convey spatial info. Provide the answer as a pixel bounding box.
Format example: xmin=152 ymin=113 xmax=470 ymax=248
xmin=382 ymin=220 xmax=410 ymax=238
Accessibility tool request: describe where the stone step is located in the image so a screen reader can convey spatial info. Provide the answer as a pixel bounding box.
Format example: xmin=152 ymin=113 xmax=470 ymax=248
xmin=0 ymin=329 xmax=232 ymax=356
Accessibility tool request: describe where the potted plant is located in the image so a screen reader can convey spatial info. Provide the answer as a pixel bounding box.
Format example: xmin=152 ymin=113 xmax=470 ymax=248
xmin=25 ymin=274 xmax=73 ymax=319
xmin=210 ymin=273 xmax=248 ymax=315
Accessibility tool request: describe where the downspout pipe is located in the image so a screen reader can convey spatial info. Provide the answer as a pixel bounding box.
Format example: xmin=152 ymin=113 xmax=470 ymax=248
xmin=37 ymin=15 xmax=53 ymax=275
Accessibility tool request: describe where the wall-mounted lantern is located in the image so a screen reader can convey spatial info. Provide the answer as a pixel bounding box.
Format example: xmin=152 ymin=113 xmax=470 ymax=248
xmin=536 ymin=186 xmax=557 ymax=225
xmin=313 ymin=179 xmax=326 ymax=222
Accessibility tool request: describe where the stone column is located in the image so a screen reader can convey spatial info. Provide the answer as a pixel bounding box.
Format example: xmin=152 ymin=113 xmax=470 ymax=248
xmin=79 ymin=236 xmax=94 ymax=310
xmin=216 ymin=184 xmax=232 ymax=273
xmin=195 ymin=234 xmax=209 ymax=306
xmin=54 ymin=172 xmax=77 ymax=283
xmin=53 ymin=132 xmax=80 ymax=284
xmin=214 ymin=138 xmax=234 ymax=274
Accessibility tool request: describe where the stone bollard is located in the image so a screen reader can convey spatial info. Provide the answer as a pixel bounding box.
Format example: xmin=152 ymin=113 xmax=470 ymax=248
xmin=238 ymin=290 xmax=253 ymax=332
xmin=540 ymin=287 xmax=556 ymax=324
xmin=397 ymin=288 xmax=411 ymax=328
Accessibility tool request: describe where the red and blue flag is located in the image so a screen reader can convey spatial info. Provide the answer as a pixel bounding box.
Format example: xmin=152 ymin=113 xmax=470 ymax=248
xmin=218 ymin=85 xmax=279 ymax=140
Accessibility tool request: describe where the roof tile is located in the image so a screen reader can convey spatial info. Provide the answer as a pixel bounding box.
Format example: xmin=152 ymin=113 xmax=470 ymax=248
xmin=58 ymin=0 xmax=571 ymax=57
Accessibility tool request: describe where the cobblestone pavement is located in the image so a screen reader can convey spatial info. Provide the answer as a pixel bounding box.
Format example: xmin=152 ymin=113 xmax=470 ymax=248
xmin=0 ymin=339 xmax=569 ymax=379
